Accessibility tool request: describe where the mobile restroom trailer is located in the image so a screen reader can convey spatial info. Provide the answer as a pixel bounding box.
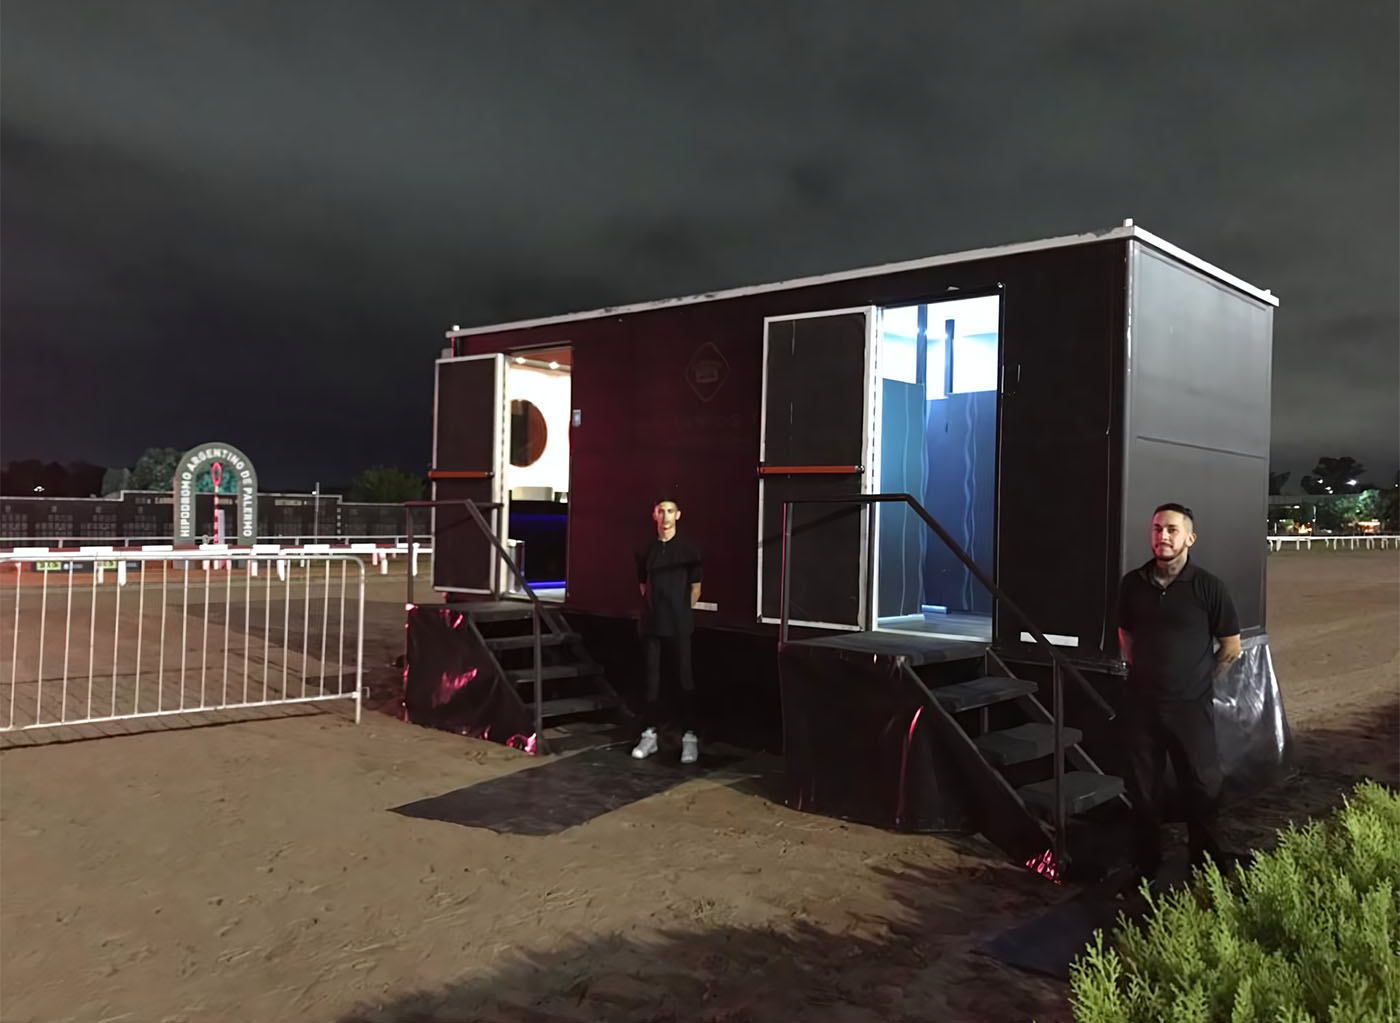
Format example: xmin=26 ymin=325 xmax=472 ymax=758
xmin=411 ymin=222 xmax=1290 ymax=866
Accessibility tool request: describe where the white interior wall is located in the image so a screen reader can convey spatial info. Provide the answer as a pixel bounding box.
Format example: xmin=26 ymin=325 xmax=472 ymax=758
xmin=878 ymin=296 xmax=1001 ymax=395
xmin=504 ymin=363 xmax=571 ymax=496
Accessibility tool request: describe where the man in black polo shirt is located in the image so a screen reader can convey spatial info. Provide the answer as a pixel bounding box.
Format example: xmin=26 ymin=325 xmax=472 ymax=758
xmin=631 ymin=496 xmax=704 ymax=764
xmin=1117 ymin=503 xmax=1242 ymax=881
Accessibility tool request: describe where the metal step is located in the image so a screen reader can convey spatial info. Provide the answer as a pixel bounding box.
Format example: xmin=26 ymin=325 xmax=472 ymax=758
xmin=486 ymin=632 xmax=578 ymax=651
xmin=452 ymin=601 xmax=536 ymax=622
xmin=975 ymin=723 xmax=1083 ymax=766
xmin=931 ymin=676 xmax=1037 ymax=713
xmin=1018 ymin=772 xmax=1126 ymax=817
xmin=507 ymin=663 xmax=597 ymax=684
xmin=528 ymin=695 xmax=618 ymax=720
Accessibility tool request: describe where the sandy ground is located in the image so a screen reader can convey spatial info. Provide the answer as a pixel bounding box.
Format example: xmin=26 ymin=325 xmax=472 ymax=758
xmin=0 ymin=551 xmax=1395 ymax=1023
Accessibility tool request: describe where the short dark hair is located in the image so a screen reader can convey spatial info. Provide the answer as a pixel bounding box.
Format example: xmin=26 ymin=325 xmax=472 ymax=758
xmin=654 ymin=496 xmax=680 ymax=510
xmin=1154 ymin=502 xmax=1195 ymax=526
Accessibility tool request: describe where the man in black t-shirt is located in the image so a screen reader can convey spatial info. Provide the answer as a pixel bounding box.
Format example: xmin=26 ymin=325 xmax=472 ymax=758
xmin=631 ymin=497 xmax=704 ymax=764
xmin=1117 ymin=503 xmax=1243 ymax=881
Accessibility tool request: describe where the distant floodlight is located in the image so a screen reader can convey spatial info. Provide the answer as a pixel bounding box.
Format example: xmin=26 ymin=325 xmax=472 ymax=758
xmin=1346 ymin=479 xmax=1357 ymax=486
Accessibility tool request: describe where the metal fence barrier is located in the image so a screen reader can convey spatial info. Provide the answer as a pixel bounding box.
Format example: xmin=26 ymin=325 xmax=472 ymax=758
xmin=0 ymin=534 xmax=425 ymax=549
xmin=1267 ymin=534 xmax=1399 ymax=551
xmin=0 ymin=540 xmax=428 ymax=578
xmin=0 ymin=550 xmax=365 ymax=733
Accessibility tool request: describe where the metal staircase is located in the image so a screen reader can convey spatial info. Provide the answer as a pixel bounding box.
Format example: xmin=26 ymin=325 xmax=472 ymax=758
xmin=777 ymin=491 xmax=1127 ymax=875
xmin=901 ymin=653 xmax=1125 ymax=868
xmin=403 ymin=498 xmax=624 ymax=754
xmin=457 ymin=600 xmax=622 ymax=726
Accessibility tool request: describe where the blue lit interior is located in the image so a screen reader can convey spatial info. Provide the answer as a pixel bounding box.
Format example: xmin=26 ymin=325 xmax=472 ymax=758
xmin=876 ymin=296 xmax=1000 ymax=636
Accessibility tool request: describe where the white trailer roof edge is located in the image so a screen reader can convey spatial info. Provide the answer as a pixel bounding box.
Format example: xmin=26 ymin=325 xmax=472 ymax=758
xmin=444 ymin=222 xmax=1278 ymax=340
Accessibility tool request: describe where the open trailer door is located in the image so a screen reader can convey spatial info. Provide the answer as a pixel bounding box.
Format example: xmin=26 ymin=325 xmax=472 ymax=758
xmin=431 ymin=353 xmax=507 ymax=594
xmin=758 ymin=307 xmax=877 ymax=630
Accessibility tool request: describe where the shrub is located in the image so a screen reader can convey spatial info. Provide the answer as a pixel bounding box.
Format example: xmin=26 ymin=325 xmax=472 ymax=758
xmin=1070 ymin=782 xmax=1400 ymax=1023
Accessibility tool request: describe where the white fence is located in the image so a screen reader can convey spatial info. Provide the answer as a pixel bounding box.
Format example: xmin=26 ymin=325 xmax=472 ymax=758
xmin=1268 ymin=534 xmax=1400 ymax=551
xmin=0 ymin=549 xmax=367 ymax=734
xmin=0 ymin=534 xmax=422 ymax=549
xmin=0 ymin=539 xmax=428 ymax=571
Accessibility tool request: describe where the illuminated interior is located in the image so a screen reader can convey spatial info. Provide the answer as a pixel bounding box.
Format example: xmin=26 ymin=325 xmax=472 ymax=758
xmin=503 ymin=346 xmax=571 ymax=599
xmin=875 ymin=295 xmax=1000 ymax=641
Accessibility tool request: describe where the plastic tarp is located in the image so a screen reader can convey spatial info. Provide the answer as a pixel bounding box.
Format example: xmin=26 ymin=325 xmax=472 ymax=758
xmin=402 ymin=605 xmax=534 ymax=748
xmin=778 ymin=643 xmax=970 ymax=834
xmin=1214 ymin=633 xmax=1293 ymax=803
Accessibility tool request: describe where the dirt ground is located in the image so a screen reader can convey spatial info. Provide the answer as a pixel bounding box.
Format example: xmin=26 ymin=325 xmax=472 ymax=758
xmin=1 ymin=551 xmax=1395 ymax=1023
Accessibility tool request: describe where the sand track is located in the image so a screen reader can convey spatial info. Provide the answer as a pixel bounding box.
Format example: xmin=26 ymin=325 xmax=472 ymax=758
xmin=1 ymin=550 xmax=1395 ymax=1022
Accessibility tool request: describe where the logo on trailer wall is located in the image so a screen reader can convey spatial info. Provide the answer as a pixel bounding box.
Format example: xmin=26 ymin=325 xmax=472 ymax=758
xmin=173 ymin=442 xmax=259 ymax=545
xmin=685 ymin=342 xmax=730 ymax=403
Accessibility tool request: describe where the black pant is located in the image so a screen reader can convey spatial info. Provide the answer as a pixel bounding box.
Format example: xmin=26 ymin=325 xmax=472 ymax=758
xmin=1123 ymin=695 xmax=1225 ymax=874
xmin=642 ymin=632 xmax=696 ymax=734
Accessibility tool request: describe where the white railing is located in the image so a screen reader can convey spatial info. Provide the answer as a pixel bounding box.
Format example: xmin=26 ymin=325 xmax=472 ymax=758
xmin=0 ymin=549 xmax=367 ymax=734
xmin=0 ymin=540 xmax=430 ymax=578
xmin=1267 ymin=534 xmax=1400 ymax=551
xmin=0 ymin=534 xmax=421 ymax=549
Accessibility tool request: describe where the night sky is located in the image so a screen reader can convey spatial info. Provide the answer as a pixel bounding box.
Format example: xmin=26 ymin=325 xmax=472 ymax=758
xmin=3 ymin=2 xmax=1396 ymax=490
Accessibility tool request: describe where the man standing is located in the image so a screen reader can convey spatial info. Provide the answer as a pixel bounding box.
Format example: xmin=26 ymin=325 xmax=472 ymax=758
xmin=1117 ymin=503 xmax=1242 ymax=881
xmin=631 ymin=497 xmax=704 ymax=764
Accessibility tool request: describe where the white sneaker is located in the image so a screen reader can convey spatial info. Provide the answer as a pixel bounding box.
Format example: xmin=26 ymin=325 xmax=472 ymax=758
xmin=631 ymin=728 xmax=658 ymax=760
xmin=680 ymin=731 xmax=699 ymax=764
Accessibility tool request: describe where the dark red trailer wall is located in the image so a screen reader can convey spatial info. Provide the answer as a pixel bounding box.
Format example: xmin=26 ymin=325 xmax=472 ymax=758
xmin=456 ymin=302 xmax=766 ymax=626
xmin=456 ymin=240 xmax=1129 ymax=653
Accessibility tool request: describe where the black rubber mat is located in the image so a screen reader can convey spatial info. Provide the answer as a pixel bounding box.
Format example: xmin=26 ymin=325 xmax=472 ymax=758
xmin=981 ymin=890 xmax=1125 ymax=979
xmin=391 ymin=745 xmax=743 ymax=836
xmin=980 ymin=857 xmax=1192 ymax=979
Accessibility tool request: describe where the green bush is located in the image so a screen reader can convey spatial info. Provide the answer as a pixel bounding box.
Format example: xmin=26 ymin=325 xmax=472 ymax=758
xmin=1070 ymin=782 xmax=1400 ymax=1023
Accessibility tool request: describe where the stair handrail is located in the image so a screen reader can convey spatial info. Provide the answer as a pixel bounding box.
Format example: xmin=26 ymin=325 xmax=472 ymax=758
xmin=778 ymin=491 xmax=1116 ymax=873
xmin=402 ymin=499 xmax=549 ymax=755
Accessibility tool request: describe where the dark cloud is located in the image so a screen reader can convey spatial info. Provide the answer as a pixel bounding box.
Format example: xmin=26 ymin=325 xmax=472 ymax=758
xmin=2 ymin=0 xmax=1396 ymax=487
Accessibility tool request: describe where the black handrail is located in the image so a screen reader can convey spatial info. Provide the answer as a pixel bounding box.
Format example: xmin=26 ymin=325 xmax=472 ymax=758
xmin=402 ymin=499 xmax=550 ymax=756
xmin=778 ymin=491 xmax=1115 ymax=872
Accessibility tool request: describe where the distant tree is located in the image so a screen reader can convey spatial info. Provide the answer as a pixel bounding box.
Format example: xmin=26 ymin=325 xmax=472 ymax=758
xmin=348 ymin=466 xmax=425 ymax=504
xmin=1382 ymin=488 xmax=1399 ymax=532
xmin=100 ymin=467 xmax=132 ymax=496
xmin=129 ymin=447 xmax=182 ymax=490
xmin=1314 ymin=490 xmax=1386 ymax=532
xmin=0 ymin=460 xmax=44 ymax=494
xmin=1268 ymin=470 xmax=1290 ymax=496
xmin=1300 ymin=456 xmax=1368 ymax=495
xmin=4 ymin=459 xmax=106 ymax=496
xmin=66 ymin=461 xmax=106 ymax=497
xmin=35 ymin=461 xmax=68 ymax=495
xmin=194 ymin=465 xmax=240 ymax=495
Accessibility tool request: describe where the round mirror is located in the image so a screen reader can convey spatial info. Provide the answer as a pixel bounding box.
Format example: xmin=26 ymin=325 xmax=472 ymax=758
xmin=509 ymin=399 xmax=548 ymax=467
